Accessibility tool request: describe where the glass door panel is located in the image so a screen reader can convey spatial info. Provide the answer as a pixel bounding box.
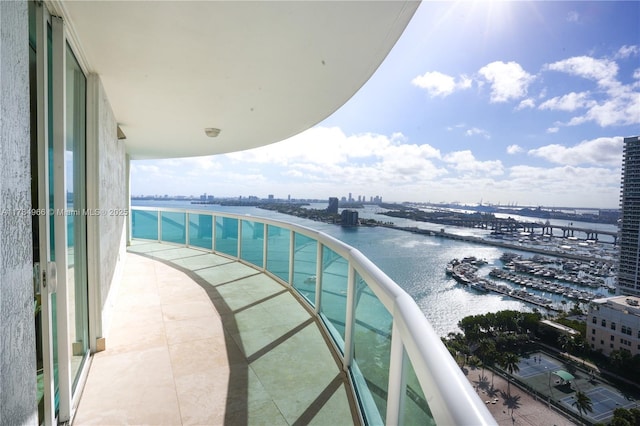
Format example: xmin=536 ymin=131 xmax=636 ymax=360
xmin=65 ymin=43 xmax=89 ymax=392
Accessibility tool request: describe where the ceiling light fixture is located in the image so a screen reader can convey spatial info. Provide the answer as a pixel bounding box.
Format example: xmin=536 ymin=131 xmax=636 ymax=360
xmin=205 ymin=128 xmax=221 ymax=138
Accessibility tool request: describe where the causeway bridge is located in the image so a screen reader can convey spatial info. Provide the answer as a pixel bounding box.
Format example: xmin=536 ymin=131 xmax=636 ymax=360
xmin=431 ymin=217 xmax=618 ymax=244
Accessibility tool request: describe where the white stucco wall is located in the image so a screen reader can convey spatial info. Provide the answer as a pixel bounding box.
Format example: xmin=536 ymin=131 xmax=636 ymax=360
xmin=92 ymin=75 xmax=127 ymax=337
xmin=0 ymin=1 xmax=38 ymax=423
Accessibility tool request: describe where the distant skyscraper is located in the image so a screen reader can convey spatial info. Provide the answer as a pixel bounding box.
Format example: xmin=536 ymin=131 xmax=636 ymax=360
xmin=341 ymin=209 xmax=359 ymax=226
xmin=618 ymin=135 xmax=640 ymax=296
xmin=327 ymin=197 xmax=339 ymax=214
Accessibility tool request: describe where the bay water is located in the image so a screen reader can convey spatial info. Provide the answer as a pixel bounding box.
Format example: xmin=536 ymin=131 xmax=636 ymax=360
xmin=132 ymin=200 xmax=610 ymax=336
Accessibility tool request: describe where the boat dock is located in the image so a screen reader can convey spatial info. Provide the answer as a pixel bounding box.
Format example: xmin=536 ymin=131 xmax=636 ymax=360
xmin=446 ymin=258 xmax=558 ymax=310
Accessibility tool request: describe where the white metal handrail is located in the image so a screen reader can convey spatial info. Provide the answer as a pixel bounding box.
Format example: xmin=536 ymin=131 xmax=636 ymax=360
xmin=130 ymin=206 xmax=496 ymax=425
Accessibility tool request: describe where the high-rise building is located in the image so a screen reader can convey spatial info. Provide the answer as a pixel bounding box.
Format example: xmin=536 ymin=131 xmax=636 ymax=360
xmin=618 ymin=136 xmax=640 ymax=296
xmin=341 ymin=209 xmax=359 ymax=226
xmin=327 ymin=197 xmax=339 ymax=214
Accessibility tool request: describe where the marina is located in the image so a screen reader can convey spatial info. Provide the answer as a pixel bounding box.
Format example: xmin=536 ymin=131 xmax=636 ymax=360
xmin=446 ymin=257 xmax=557 ymax=310
xmin=446 ymin=251 xmax=615 ymax=311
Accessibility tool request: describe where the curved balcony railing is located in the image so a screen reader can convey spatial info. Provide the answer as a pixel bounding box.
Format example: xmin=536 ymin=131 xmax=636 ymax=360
xmin=130 ymin=207 xmax=496 ymax=425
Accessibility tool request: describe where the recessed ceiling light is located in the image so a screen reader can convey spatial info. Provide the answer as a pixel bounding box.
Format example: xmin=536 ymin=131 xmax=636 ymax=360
xmin=205 ymin=128 xmax=221 ymax=137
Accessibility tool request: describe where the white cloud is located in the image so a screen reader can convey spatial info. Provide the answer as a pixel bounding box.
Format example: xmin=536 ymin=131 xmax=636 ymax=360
xmin=615 ymin=45 xmax=639 ymax=59
xmin=543 ymin=54 xmax=640 ymax=127
xmin=443 ymin=150 xmax=504 ymax=176
xmin=545 ymin=56 xmax=618 ymax=87
xmin=458 ymin=74 xmax=473 ymax=90
xmin=566 ymin=11 xmax=580 ymax=23
xmin=504 ymin=164 xmax=620 ymax=207
xmin=634 ymin=69 xmax=640 ymax=80
xmin=506 ymin=145 xmax=523 ymax=155
xmin=566 ymin=89 xmax=640 ymax=127
xmin=516 ymin=98 xmax=535 ymax=110
xmin=225 ymin=127 xmax=448 ymax=190
xmin=465 ymin=127 xmax=490 ymax=139
xmin=538 ymin=92 xmax=594 ymax=112
xmin=132 ymin=164 xmax=161 ymax=174
xmin=527 ymin=136 xmax=623 ymax=167
xmin=412 ymin=71 xmax=472 ymax=98
xmin=446 ymin=123 xmax=467 ymax=131
xmin=547 ymin=127 xmax=559 ymax=134
xmin=478 ymin=61 xmax=535 ymax=103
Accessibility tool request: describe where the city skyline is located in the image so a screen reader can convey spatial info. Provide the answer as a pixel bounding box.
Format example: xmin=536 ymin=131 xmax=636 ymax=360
xmin=131 ymin=1 xmax=640 ymax=209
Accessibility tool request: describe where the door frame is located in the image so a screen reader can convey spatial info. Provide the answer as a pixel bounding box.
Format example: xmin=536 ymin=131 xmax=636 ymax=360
xmin=34 ymin=3 xmax=56 ymax=425
xmin=33 ymin=3 xmax=98 ymax=423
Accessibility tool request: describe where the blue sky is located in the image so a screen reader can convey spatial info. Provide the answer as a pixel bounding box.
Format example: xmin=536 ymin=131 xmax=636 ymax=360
xmin=132 ymin=1 xmax=640 ymax=209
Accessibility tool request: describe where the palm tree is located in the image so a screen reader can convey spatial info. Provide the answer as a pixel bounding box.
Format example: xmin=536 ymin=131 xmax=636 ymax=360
xmin=572 ymin=391 xmax=593 ymax=424
xmin=478 ymin=338 xmax=495 ymax=381
xmin=500 ymin=352 xmax=520 ymax=397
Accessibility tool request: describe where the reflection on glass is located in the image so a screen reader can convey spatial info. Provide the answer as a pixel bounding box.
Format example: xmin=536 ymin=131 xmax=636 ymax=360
xmin=188 ymin=213 xmax=212 ymax=249
xmin=240 ymin=220 xmax=264 ymax=267
xmin=319 ymin=246 xmax=348 ymax=352
xmin=292 ymin=233 xmax=317 ymax=305
xmin=404 ymin=360 xmax=436 ymax=425
xmin=266 ymin=225 xmax=290 ymax=282
xmin=131 ymin=210 xmax=159 ymax=240
xmin=352 ymin=272 xmax=392 ymax=421
xmin=161 ymin=211 xmax=186 ymax=244
xmin=65 ymin=43 xmax=88 ymax=391
xmin=215 ymin=216 xmax=238 ymax=257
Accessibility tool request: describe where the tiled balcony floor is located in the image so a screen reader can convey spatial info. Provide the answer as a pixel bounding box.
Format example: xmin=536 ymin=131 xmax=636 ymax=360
xmin=73 ymin=241 xmax=357 ymax=425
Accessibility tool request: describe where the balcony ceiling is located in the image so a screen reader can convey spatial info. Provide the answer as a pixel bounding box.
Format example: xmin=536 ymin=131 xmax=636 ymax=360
xmin=53 ymin=1 xmax=419 ymax=160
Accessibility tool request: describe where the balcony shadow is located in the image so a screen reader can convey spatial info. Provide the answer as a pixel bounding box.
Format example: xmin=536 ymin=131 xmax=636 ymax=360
xmin=137 ymin=250 xmax=356 ymax=424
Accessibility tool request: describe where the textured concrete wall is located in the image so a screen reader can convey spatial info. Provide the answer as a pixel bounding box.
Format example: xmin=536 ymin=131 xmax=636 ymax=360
xmin=0 ymin=1 xmax=38 ymax=424
xmin=96 ymin=77 xmax=127 ymax=319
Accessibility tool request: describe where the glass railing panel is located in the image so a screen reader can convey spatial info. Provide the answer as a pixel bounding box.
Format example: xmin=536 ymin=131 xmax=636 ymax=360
xmin=215 ymin=216 xmax=238 ymax=257
xmin=240 ymin=219 xmax=264 ymax=267
xmin=403 ymin=359 xmax=436 ymax=425
xmin=266 ymin=225 xmax=290 ymax=283
xmin=188 ymin=213 xmax=212 ymax=250
xmin=131 ymin=209 xmax=158 ymax=240
xmin=292 ymin=233 xmax=317 ymax=305
xmin=350 ymin=362 xmax=384 ymax=426
xmin=161 ymin=211 xmax=186 ymax=244
xmin=352 ymin=272 xmax=393 ymax=422
xmin=319 ymin=246 xmax=348 ymax=352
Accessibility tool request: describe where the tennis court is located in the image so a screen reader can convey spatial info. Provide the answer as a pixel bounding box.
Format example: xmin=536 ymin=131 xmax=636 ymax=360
xmin=561 ymin=386 xmax=636 ymax=423
xmin=515 ymin=353 xmax=563 ymax=379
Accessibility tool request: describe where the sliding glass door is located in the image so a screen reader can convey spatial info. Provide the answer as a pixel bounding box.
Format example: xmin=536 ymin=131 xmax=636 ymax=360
xmin=65 ymin=43 xmax=90 ymax=394
xmin=30 ymin=2 xmax=90 ymax=424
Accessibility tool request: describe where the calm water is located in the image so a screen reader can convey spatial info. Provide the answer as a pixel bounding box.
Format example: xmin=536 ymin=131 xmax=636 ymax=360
xmin=132 ymin=200 xmax=606 ymax=336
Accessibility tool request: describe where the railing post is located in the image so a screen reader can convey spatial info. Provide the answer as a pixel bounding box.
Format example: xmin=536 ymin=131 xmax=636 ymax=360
xmin=157 ymin=210 xmax=162 ymax=242
xmin=237 ymin=219 xmax=242 ymax=260
xmin=288 ymin=231 xmax=295 ymax=286
xmin=211 ymin=214 xmax=216 ymax=253
xmin=185 ymin=212 xmax=190 ymax=247
xmin=343 ymin=263 xmax=356 ymax=370
xmin=386 ymin=320 xmax=407 ymax=425
xmin=315 ymin=241 xmax=323 ymax=314
xmin=263 ymin=223 xmax=268 ymax=270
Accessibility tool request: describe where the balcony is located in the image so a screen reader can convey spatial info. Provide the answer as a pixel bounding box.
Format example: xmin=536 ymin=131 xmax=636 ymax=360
xmin=75 ymin=207 xmax=495 ymax=425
